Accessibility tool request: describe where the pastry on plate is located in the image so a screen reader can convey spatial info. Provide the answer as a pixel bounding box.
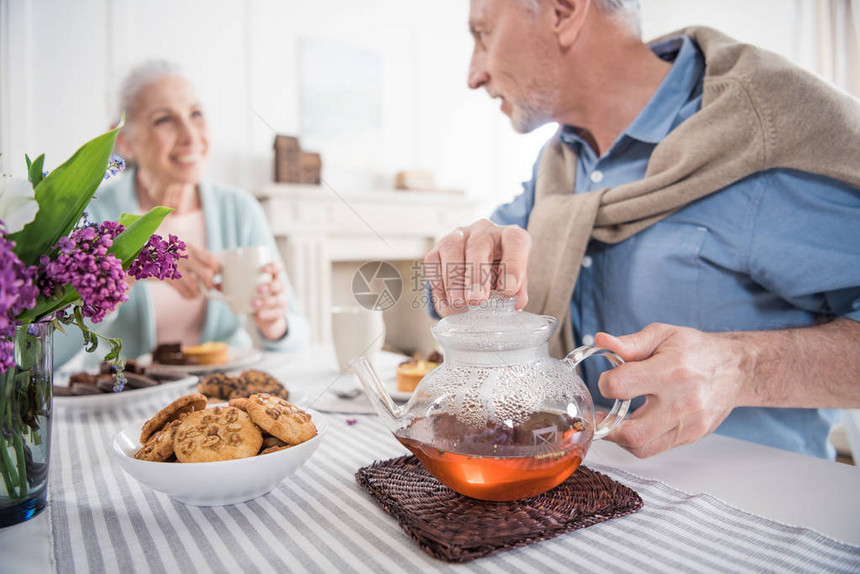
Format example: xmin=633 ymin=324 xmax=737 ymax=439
xmin=182 ymin=341 xmax=229 ymax=365
xmin=396 ymin=360 xmax=439 ymax=393
xmin=152 ymin=342 xmax=185 ymax=365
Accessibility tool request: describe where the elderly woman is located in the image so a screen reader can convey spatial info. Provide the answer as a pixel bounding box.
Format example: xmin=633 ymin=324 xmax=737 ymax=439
xmin=56 ymin=61 xmax=309 ymax=366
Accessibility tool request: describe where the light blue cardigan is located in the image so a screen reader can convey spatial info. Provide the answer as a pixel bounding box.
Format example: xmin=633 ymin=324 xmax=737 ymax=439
xmin=54 ymin=173 xmax=310 ymax=368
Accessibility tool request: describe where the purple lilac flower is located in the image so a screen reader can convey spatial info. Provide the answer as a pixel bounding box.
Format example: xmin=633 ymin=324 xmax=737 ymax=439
xmin=38 ymin=221 xmax=129 ymax=323
xmin=0 ymin=340 xmax=12 ymax=372
xmin=100 ymin=220 xmax=125 ymax=240
xmin=0 ymin=225 xmax=39 ymax=371
xmin=128 ymin=234 xmax=187 ymax=281
xmin=103 ymin=155 xmax=126 ymax=180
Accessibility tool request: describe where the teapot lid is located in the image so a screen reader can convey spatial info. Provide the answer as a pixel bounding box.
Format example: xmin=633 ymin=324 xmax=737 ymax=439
xmin=432 ymin=293 xmax=557 ymax=351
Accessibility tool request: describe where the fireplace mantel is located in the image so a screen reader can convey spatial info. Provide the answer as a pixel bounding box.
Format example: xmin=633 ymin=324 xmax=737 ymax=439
xmin=253 ymin=183 xmax=480 ymax=346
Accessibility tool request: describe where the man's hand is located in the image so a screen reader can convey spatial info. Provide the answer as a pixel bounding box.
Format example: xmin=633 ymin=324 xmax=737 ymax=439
xmin=424 ymin=219 xmax=531 ymax=317
xmin=252 ymin=261 xmax=289 ymax=341
xmin=167 ymin=244 xmax=220 ymax=299
xmin=594 ymin=324 xmax=746 ymax=458
xmin=595 ymin=318 xmax=860 ymax=458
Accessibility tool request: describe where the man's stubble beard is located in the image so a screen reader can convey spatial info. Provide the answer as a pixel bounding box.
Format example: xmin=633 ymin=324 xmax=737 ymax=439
xmin=508 ymin=57 xmax=558 ymax=134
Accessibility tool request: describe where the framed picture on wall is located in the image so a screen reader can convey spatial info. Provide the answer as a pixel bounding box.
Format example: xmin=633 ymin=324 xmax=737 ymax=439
xmin=299 ymin=38 xmax=383 ymax=179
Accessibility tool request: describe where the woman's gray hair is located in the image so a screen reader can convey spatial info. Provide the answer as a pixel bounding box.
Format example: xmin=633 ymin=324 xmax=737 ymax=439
xmin=115 ymin=60 xmax=185 ymax=123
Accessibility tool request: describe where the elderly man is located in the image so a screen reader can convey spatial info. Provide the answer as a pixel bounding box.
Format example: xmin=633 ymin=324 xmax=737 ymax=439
xmin=425 ymin=0 xmax=860 ymax=459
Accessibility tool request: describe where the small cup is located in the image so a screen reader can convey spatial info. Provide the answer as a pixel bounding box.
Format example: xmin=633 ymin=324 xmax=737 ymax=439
xmin=202 ymin=246 xmax=273 ymax=315
xmin=331 ymin=306 xmax=386 ymax=373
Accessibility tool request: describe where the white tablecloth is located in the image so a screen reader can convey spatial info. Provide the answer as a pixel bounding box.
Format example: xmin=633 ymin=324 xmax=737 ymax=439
xmin=4 ymin=348 xmax=860 ymax=573
xmin=46 ymin=389 xmax=860 ymax=572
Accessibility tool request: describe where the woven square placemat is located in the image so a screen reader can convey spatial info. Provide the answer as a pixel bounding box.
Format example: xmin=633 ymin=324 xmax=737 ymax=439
xmin=355 ymin=455 xmax=643 ymax=563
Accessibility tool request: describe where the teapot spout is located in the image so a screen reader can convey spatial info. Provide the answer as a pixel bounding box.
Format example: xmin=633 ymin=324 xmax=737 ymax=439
xmin=348 ymin=355 xmax=403 ymax=430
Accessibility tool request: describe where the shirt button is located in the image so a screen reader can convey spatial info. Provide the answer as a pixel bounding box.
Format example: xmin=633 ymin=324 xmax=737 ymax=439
xmin=581 ymin=255 xmax=593 ymax=268
xmin=590 ymin=170 xmax=604 ymax=184
xmin=582 ymin=334 xmax=595 ymax=345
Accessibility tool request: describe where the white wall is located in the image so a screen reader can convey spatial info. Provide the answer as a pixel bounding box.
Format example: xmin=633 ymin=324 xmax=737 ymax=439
xmin=641 ymin=0 xmax=800 ymax=57
xmin=0 ymin=0 xmax=824 ymax=215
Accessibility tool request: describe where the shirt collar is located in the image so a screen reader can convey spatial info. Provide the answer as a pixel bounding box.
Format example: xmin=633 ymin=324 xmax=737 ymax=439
xmin=561 ymin=35 xmax=704 ymax=148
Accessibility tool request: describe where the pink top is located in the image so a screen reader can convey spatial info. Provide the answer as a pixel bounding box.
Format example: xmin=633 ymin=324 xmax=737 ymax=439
xmin=149 ymin=209 xmax=208 ymax=345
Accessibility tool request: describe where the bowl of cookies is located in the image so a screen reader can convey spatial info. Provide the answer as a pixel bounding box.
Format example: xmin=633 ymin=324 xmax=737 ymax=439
xmin=110 ymin=393 xmax=325 ymax=506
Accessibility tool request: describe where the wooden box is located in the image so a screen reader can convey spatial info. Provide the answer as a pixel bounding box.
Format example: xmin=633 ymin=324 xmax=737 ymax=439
xmin=274 ymin=135 xmax=301 ymax=183
xmin=299 ymin=152 xmax=322 ymax=184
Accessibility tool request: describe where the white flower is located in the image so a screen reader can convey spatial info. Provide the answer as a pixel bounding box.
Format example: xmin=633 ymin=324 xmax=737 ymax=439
xmin=0 ymin=176 xmax=38 ymax=234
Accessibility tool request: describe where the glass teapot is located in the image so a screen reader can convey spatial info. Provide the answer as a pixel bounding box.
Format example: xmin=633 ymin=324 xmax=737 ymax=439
xmin=350 ymin=293 xmax=629 ymax=501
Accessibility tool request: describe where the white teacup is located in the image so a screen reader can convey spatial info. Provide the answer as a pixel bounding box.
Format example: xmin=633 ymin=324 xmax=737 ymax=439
xmin=331 ymin=306 xmax=386 ymax=373
xmin=203 ymin=246 xmax=273 ymax=315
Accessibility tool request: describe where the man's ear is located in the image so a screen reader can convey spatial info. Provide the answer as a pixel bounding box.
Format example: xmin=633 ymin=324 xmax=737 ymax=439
xmin=551 ymin=0 xmax=589 ymax=48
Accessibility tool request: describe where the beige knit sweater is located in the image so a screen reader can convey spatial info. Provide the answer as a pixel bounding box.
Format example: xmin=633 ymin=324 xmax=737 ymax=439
xmin=524 ymin=27 xmax=860 ymax=358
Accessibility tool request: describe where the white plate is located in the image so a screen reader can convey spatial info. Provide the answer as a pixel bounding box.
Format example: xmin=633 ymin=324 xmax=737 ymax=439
xmin=110 ymin=409 xmax=327 ymax=506
xmin=331 ymin=370 xmax=412 ymax=403
xmin=384 ymin=373 xmax=414 ymax=402
xmin=54 ymin=373 xmax=199 ymax=411
xmin=372 ymin=351 xmax=418 ymax=402
xmin=140 ymin=346 xmax=263 ymax=375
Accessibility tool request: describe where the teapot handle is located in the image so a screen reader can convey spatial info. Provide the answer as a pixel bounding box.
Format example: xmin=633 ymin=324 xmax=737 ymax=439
xmin=564 ymin=345 xmax=630 ymax=440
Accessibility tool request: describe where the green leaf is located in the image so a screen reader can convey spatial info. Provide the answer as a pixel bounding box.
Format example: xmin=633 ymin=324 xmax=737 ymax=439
xmin=51 ymin=318 xmax=67 ymax=335
xmin=103 ymin=346 xmax=119 ymax=362
xmin=73 ymin=306 xmax=98 ymax=353
xmin=27 ymin=154 xmax=45 ymax=187
xmin=110 ymin=207 xmax=172 ymax=269
xmin=17 ymin=285 xmax=80 ymax=324
xmin=118 ymin=212 xmax=142 ymax=228
xmin=14 ymin=329 xmax=40 ymax=371
xmin=8 ymin=125 xmax=123 ymax=265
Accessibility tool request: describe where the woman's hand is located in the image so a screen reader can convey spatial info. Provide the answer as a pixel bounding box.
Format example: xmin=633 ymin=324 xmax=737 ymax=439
xmin=252 ymin=261 xmax=289 ymax=340
xmin=167 ymin=244 xmax=220 ymax=299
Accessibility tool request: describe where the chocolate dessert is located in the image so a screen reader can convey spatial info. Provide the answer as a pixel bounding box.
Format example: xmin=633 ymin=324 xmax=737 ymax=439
xmin=152 ymin=343 xmax=186 ymax=365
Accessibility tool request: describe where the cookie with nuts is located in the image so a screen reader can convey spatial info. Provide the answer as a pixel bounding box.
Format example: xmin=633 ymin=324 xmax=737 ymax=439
xmin=228 ymin=397 xmax=251 ymax=412
xmin=135 ymin=419 xmax=182 ymax=462
xmin=230 ymin=370 xmax=289 ymax=400
xmin=173 ymin=406 xmax=263 ymax=463
xmin=259 ymin=436 xmax=291 ymax=455
xmin=245 ymin=393 xmax=317 ymax=445
xmin=196 ymin=373 xmax=241 ymax=401
xmin=139 ymin=393 xmax=207 ymax=444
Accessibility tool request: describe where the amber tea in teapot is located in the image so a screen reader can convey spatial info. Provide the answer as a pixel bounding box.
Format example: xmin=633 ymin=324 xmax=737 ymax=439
xmin=396 ymin=411 xmax=591 ymax=501
xmin=351 ymin=293 xmax=630 ymax=502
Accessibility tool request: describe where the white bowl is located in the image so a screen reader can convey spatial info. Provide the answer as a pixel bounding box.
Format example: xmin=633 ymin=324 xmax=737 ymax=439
xmin=109 ymin=409 xmax=327 ymax=506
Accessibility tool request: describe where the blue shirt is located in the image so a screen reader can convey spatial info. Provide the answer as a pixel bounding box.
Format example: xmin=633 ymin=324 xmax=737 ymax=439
xmin=491 ymin=36 xmax=860 ymax=458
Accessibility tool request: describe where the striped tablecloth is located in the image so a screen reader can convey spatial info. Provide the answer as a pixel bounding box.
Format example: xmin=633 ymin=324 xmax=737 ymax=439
xmin=49 ymin=388 xmax=860 ymax=573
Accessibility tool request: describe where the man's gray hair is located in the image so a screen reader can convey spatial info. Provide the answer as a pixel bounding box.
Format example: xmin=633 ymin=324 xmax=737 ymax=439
xmin=524 ymin=0 xmax=641 ymax=36
xmin=594 ymin=0 xmax=641 ymax=35
xmin=115 ymin=60 xmax=185 ymax=123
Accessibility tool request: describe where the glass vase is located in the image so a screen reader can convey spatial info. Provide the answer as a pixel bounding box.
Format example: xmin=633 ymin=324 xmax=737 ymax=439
xmin=0 ymin=322 xmax=53 ymax=528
